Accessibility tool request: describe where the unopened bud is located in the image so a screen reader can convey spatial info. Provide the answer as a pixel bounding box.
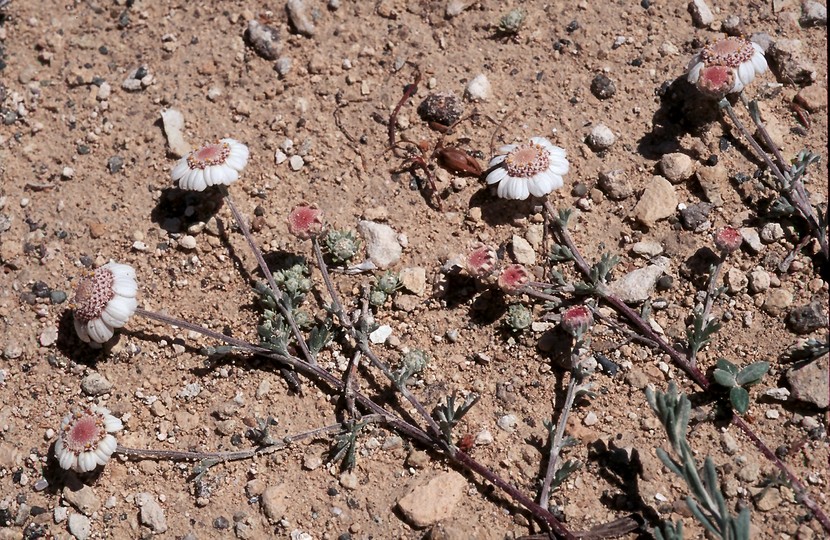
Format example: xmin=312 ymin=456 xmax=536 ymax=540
xmin=714 ymin=226 xmax=742 ymax=254
xmin=561 ymin=305 xmax=593 ymax=337
xmin=287 ymin=203 xmax=324 ymax=240
xmin=497 ymin=264 xmax=530 ymax=293
xmin=466 ymin=243 xmax=498 ymax=278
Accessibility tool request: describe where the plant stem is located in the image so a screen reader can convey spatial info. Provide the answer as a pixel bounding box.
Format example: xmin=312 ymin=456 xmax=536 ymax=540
xmin=115 ymin=421 xmax=354 ymax=463
xmin=134 ymin=305 xmax=576 ymax=537
xmin=539 ymin=364 xmax=582 ymax=507
xmin=219 ymin=186 xmax=316 ymax=365
xmin=721 ymin=99 xmax=829 ymax=259
xmin=544 ymin=202 xmax=830 ymax=533
xmin=690 ymin=255 xmax=726 ymax=366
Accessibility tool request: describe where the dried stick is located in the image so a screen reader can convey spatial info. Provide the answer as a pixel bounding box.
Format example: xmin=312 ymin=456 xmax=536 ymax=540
xmin=543 ymin=202 xmax=830 ymax=533
xmin=388 ymin=65 xmax=421 ymax=148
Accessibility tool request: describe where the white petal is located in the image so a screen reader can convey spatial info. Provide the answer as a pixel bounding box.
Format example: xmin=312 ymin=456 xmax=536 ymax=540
xmin=547 ymin=145 xmax=567 ymax=159
xmin=87 ymin=318 xmax=114 ymax=344
xmin=57 ymin=446 xmax=77 ymax=471
xmin=183 ymin=169 xmax=207 ymax=191
xmin=751 ymin=52 xmax=768 ymax=74
xmin=112 ymin=276 xmax=137 ymax=298
xmin=212 ymin=165 xmax=238 ymax=185
xmin=499 ymin=177 xmax=529 ymax=200
xmin=488 ymin=154 xmax=507 ymax=168
xmin=530 ymin=136 xmax=553 ymax=148
xmin=485 ymin=167 xmax=508 ymax=186
xmin=687 ymin=61 xmax=704 ymax=84
xmin=74 ymin=317 xmax=91 ymax=343
xmin=730 ymin=73 xmax=745 ymax=93
xmin=96 ymin=435 xmax=117 ymax=460
xmin=737 ymin=62 xmax=755 ymax=86
xmin=77 ymin=451 xmax=98 ymax=472
xmin=102 ymin=296 xmax=137 ymax=327
xmin=497 ymin=144 xmax=517 ymax=154
xmin=171 ymin=159 xmax=190 ymax=181
xmin=528 ymin=172 xmax=556 ymax=197
xmin=103 ymin=415 xmax=123 ymax=433
xmin=547 ymin=156 xmax=570 ymax=176
xmin=203 ymin=166 xmax=216 ymax=187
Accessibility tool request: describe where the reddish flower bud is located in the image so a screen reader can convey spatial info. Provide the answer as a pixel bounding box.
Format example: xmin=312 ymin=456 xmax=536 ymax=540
xmin=714 ymin=226 xmax=742 ymax=254
xmin=498 ymin=264 xmax=529 ymax=293
xmin=560 ymin=305 xmax=593 ymax=337
xmin=466 ymin=243 xmax=498 ymax=278
xmin=287 ymin=203 xmax=324 ymax=240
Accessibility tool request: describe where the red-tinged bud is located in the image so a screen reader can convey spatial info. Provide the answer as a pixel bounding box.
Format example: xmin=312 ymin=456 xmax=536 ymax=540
xmin=561 ymin=305 xmax=593 ymax=337
xmin=498 ymin=264 xmax=530 ymax=293
xmin=287 ymin=203 xmax=324 ymax=240
xmin=714 ymin=226 xmax=742 ymax=254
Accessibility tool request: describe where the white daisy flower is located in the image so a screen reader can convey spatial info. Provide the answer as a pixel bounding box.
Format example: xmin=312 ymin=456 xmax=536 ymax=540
xmin=171 ymin=138 xmax=250 ymax=192
xmin=73 ymin=262 xmax=138 ymax=344
xmin=485 ymin=137 xmax=569 ymax=200
xmin=687 ymin=36 xmax=767 ymax=98
xmin=54 ymin=406 xmax=123 ymax=473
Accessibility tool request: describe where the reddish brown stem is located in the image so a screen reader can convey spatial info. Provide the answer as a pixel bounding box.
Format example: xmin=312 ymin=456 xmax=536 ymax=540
xmin=544 ymin=202 xmax=830 ymax=533
xmin=388 ymin=66 xmax=421 ymax=148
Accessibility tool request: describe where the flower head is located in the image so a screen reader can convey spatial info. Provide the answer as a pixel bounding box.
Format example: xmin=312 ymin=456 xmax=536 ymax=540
xmin=54 ymin=406 xmax=123 ymax=473
xmin=466 ymin=243 xmax=498 ymax=278
xmin=714 ymin=226 xmax=743 ymax=254
xmin=171 ymin=138 xmax=250 ymax=192
xmin=486 ymin=137 xmax=569 ymax=200
xmin=561 ymin=305 xmax=594 ymax=338
xmin=287 ymin=203 xmax=324 ymax=240
xmin=73 ymin=262 xmax=138 ymax=344
xmin=687 ymin=37 xmax=767 ymax=98
xmin=498 ymin=264 xmax=530 ymax=293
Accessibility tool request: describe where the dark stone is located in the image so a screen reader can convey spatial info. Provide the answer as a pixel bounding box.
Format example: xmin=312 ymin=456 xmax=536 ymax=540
xmin=679 ymin=202 xmax=713 ymax=231
xmin=32 ymin=281 xmax=51 ymax=298
xmin=656 ymin=275 xmax=674 ymax=291
xmin=571 ymin=182 xmax=588 ymax=197
xmin=50 ymin=290 xmax=68 ymax=304
xmin=417 ymin=92 xmax=464 ymax=128
xmin=77 ymin=144 xmax=90 ymax=155
xmin=590 ymin=73 xmax=617 ymax=99
xmin=244 ymin=20 xmax=281 ymax=61
xmin=787 ymin=302 xmax=828 ymax=334
xmin=107 ymin=155 xmax=125 ymax=173
xmin=213 ymin=516 xmax=230 ymax=530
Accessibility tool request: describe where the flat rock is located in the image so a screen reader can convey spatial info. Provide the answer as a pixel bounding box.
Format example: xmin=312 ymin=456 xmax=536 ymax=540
xmin=768 ymin=39 xmax=816 ymax=85
xmin=787 ymin=302 xmax=828 ymax=334
xmin=739 ymin=228 xmax=763 ymax=253
xmin=695 ymin=164 xmax=727 ymax=206
xmin=763 ymin=289 xmax=793 ymax=316
xmin=399 ymin=267 xmax=427 ymax=296
xmin=135 ymin=493 xmax=167 ymax=534
xmin=689 ymin=0 xmax=714 ymax=26
xmin=795 ymin=85 xmax=828 ymax=112
xmin=510 ymin=235 xmax=536 ymax=265
xmin=660 ymin=153 xmax=694 ymax=183
xmin=608 ymin=257 xmax=670 ymax=304
xmin=631 ymin=240 xmax=663 ymax=258
xmin=160 ymin=109 xmax=190 ymax=158
xmin=397 ymin=472 xmax=466 ymax=528
xmin=786 ymin=354 xmax=829 ymax=409
xmin=63 ymin=485 xmax=101 ymax=516
xmin=287 ymin=0 xmax=316 ymax=37
xmin=800 ymin=0 xmax=827 ymax=26
xmin=357 ymin=221 xmax=402 ymax=269
xmin=633 ymin=177 xmax=677 ymax=227
xmin=68 ymin=513 xmax=91 ymax=540
xmin=260 ymin=484 xmax=289 ymax=521
xmin=244 ymin=20 xmax=281 ymax=60
xmin=597 ymin=169 xmax=632 ymax=200
xmin=80 ymin=372 xmax=113 ymax=396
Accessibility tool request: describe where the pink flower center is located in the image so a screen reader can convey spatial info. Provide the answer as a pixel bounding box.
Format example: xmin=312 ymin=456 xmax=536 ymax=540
xmin=64 ymin=412 xmax=105 ymax=453
xmin=697 ymin=66 xmax=735 ymax=98
xmin=504 ymin=144 xmax=550 ymax=178
xmin=288 ymin=205 xmax=323 ymax=239
xmin=499 ymin=264 xmax=529 ymax=292
xmin=73 ymin=269 xmax=115 ymax=323
xmin=187 ymin=142 xmax=231 ymax=170
xmin=701 ymin=37 xmax=754 ymax=68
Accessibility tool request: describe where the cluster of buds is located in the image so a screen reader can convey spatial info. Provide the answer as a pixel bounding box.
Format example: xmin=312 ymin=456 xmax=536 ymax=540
xmin=370 ymin=271 xmax=401 ymax=307
xmin=324 ymin=229 xmax=362 ymax=265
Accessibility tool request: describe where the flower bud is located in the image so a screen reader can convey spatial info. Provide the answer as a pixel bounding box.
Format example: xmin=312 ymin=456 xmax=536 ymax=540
xmin=714 ymin=226 xmax=742 ymax=254
xmin=505 ymin=304 xmax=533 ymax=331
xmin=466 ymin=243 xmax=498 ymax=278
xmin=561 ymin=305 xmax=593 ymax=338
xmin=287 ymin=203 xmax=324 ymax=240
xmin=497 ymin=264 xmax=529 ymax=293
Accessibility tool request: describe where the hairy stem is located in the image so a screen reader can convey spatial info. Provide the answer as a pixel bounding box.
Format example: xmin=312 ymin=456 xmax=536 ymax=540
xmin=539 ymin=364 xmax=582 ymax=507
xmin=544 ymin=202 xmax=830 ymax=533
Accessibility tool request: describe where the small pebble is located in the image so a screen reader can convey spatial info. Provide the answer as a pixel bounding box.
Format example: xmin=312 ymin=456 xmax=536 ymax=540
xmin=587 ymin=124 xmax=616 ymax=150
xmin=464 ymin=74 xmax=492 ymax=101
xmin=289 ymin=155 xmax=304 ymax=171
xmin=590 ymin=74 xmax=616 ymax=99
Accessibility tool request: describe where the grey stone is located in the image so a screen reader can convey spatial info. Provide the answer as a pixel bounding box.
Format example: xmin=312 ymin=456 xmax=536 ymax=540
xmin=739 ymin=228 xmax=764 ymax=253
xmin=286 ymin=0 xmax=316 ymax=37
xmin=749 ymin=268 xmax=771 ymax=293
xmin=397 ymin=472 xmax=466 ymax=528
xmin=399 ymin=267 xmax=426 ymax=296
xmin=80 ymin=373 xmax=113 ymax=396
xmin=68 ymin=513 xmax=91 ymax=540
xmin=160 ymin=109 xmax=190 ymax=158
xmin=633 ymin=177 xmax=678 ymax=227
xmin=631 ymin=240 xmax=663 ymax=258
xmin=801 ymin=0 xmax=827 ymax=26
xmin=786 ymin=354 xmax=829 ymax=409
xmin=597 ymin=169 xmax=633 ymax=200
xmin=689 ymin=0 xmax=714 ymax=26
xmin=244 ymin=20 xmax=281 ymax=60
xmin=787 ymin=302 xmax=828 ymax=334
xmin=725 ymin=267 xmax=748 ymax=293
xmin=497 ymin=414 xmax=518 ymax=432
xmin=760 ymin=222 xmax=785 ymax=243
xmin=587 ymin=124 xmax=616 ymax=150
xmin=590 ymin=73 xmax=616 ymax=99
xmin=679 ymin=202 xmax=712 ymax=232
xmin=357 ymin=221 xmax=402 ymax=269
xmin=135 ymin=493 xmax=167 ymax=534
xmin=769 ymin=39 xmax=816 ymax=85
xmin=608 ymin=257 xmax=670 ymax=304
xmin=660 ymin=153 xmax=695 ymax=183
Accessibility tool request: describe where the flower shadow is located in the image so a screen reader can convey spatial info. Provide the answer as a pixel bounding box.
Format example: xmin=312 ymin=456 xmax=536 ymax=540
xmin=468 ymin=186 xmax=544 ymax=227
xmin=149 ymin=187 xmax=225 ymax=234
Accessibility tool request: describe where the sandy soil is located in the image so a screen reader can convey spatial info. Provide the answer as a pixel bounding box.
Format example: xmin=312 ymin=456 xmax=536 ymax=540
xmin=0 ymin=0 xmax=827 ymax=538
